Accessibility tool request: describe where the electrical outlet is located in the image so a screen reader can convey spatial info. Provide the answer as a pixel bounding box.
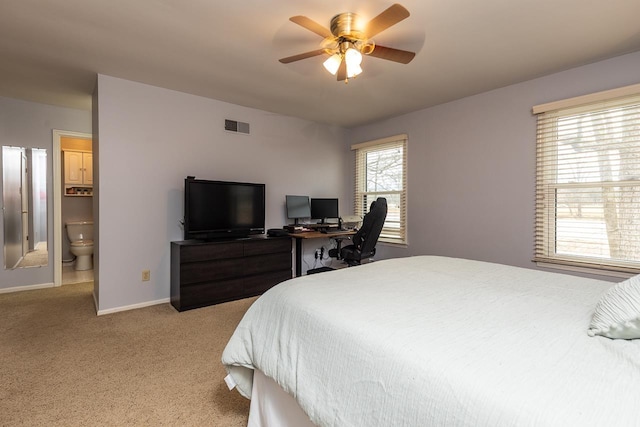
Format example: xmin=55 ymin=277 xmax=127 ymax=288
xmin=142 ymin=270 xmax=150 ymax=281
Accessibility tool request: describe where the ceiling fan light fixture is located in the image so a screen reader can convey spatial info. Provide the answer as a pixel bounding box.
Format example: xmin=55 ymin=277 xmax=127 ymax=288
xmin=346 ymin=62 xmax=363 ymax=78
xmin=345 ymin=47 xmax=363 ymax=78
xmin=345 ymin=47 xmax=363 ymax=65
xmin=323 ymin=53 xmax=342 ymax=75
xmin=281 ymin=4 xmax=415 ymax=83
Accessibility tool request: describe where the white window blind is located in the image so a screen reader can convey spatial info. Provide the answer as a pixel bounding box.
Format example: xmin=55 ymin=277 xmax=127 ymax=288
xmin=352 ymin=134 xmax=407 ymax=245
xmin=534 ymin=91 xmax=640 ymax=273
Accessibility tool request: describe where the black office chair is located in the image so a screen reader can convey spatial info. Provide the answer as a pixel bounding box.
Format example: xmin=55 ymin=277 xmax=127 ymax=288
xmin=340 ymin=197 xmax=388 ymax=266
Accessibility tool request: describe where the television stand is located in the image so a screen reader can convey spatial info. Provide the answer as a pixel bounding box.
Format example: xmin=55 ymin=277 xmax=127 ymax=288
xmin=170 ymin=236 xmax=292 ymax=311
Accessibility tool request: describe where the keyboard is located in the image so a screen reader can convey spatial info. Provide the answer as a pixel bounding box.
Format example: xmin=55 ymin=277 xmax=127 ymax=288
xmin=323 ymin=229 xmax=350 ymax=234
xmin=289 ymin=223 xmax=328 ymax=228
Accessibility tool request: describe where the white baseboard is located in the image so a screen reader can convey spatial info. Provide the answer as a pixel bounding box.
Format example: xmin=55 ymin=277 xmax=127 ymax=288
xmin=0 ymin=282 xmax=55 ymax=294
xmin=0 ymin=282 xmax=170 ymax=316
xmin=97 ymin=297 xmax=171 ymax=316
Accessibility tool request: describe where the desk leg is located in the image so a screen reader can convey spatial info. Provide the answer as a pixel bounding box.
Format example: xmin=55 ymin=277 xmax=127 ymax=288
xmin=295 ymin=238 xmax=302 ymax=277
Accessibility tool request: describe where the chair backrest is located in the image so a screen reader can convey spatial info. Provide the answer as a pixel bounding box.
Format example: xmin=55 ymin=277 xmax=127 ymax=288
xmin=353 ymin=197 xmax=388 ymax=257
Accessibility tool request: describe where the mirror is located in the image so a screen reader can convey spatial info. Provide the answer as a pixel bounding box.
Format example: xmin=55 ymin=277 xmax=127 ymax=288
xmin=2 ymin=146 xmax=48 ymax=269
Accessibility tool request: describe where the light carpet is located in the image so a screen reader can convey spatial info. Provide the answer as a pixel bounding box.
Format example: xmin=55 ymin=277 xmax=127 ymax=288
xmin=17 ymin=242 xmax=48 ymax=268
xmin=0 ymin=282 xmax=252 ymax=426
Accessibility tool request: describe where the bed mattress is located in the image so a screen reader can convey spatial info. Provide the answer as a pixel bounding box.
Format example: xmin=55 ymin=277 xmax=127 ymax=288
xmin=222 ymin=256 xmax=640 ymax=426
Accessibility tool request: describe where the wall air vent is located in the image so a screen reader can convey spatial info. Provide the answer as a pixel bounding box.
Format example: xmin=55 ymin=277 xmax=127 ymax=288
xmin=225 ymin=119 xmax=250 ymax=135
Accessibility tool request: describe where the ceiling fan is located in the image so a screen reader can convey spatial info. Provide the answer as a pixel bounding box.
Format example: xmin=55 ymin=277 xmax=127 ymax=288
xmin=279 ymin=3 xmax=416 ymax=83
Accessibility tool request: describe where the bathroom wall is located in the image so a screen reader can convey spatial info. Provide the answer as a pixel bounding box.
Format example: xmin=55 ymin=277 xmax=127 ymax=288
xmin=61 ymin=137 xmax=93 ymax=261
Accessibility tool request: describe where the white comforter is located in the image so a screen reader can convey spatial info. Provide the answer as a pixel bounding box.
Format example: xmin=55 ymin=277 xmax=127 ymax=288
xmin=222 ymin=256 xmax=640 ymax=427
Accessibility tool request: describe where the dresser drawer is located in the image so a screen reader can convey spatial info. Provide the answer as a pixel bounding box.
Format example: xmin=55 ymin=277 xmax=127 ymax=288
xmin=181 ymin=241 xmax=243 ymax=262
xmin=180 ymin=257 xmax=244 ymax=285
xmin=171 ymin=237 xmax=293 ymax=311
xmin=180 ymin=277 xmax=246 ymax=309
xmin=243 ymin=270 xmax=292 ymax=295
xmin=243 ymin=238 xmax=291 ymax=256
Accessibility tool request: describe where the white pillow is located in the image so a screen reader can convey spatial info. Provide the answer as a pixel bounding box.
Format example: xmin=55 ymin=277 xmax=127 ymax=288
xmin=588 ymin=274 xmax=640 ymax=339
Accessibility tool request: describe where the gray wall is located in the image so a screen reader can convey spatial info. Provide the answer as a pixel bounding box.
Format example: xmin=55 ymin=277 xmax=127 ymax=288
xmin=0 ymin=97 xmax=91 ymax=289
xmin=95 ymin=75 xmax=350 ymax=312
xmin=347 ymin=50 xmax=640 ymax=281
xmin=4 ymin=50 xmax=640 ymax=304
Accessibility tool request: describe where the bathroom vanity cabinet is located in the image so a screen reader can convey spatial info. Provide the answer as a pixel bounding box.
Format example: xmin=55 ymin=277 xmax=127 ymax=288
xmin=170 ymin=236 xmax=292 ymax=311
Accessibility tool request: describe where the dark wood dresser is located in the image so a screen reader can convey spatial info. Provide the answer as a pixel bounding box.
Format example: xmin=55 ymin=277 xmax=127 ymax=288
xmin=170 ymin=236 xmax=292 ymax=311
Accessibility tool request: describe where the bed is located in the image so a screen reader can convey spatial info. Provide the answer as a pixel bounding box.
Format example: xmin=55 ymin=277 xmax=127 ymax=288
xmin=222 ymin=256 xmax=640 ymax=426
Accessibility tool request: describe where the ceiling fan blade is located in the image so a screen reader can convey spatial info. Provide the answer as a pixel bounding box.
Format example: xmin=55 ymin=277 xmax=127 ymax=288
xmin=290 ymin=16 xmax=333 ymax=38
xmin=368 ymin=45 xmax=415 ymax=64
xmin=365 ymin=4 xmax=410 ymax=38
xmin=279 ymin=49 xmax=326 ymax=64
xmin=336 ymin=59 xmax=347 ymax=81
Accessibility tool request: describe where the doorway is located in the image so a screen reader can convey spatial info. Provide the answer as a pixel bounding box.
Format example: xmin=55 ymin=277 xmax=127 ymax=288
xmin=52 ymin=130 xmax=93 ymax=287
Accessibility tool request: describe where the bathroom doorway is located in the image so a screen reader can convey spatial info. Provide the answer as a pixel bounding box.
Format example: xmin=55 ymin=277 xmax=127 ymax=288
xmin=52 ymin=130 xmax=93 ymax=287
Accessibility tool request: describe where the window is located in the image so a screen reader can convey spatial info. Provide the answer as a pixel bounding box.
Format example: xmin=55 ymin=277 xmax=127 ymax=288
xmin=352 ymin=134 xmax=407 ymax=245
xmin=533 ymin=85 xmax=640 ymax=274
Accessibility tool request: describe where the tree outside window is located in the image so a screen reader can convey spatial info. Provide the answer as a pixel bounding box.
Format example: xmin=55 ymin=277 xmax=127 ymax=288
xmin=535 ymin=94 xmax=640 ymax=273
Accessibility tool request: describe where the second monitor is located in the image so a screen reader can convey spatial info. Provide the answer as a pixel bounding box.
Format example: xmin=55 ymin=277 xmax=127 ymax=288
xmin=286 ymin=195 xmax=311 ymax=225
xmin=311 ymin=198 xmax=339 ymax=224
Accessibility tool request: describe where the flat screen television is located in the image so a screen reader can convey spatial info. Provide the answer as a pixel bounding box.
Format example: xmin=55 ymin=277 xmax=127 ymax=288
xmin=285 ymin=195 xmax=311 ymax=225
xmin=184 ymin=177 xmax=265 ymax=240
xmin=310 ymin=198 xmax=339 ymax=224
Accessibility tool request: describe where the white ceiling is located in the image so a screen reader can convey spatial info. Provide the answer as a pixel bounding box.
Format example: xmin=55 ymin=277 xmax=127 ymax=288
xmin=2 ymin=0 xmax=640 ymax=128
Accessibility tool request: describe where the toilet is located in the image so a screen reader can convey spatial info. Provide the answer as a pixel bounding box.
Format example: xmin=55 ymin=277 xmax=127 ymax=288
xmin=66 ymin=220 xmax=94 ymax=271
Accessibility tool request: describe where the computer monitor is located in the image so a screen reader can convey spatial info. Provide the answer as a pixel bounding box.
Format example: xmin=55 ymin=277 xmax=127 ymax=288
xmin=286 ymin=195 xmax=311 ymax=225
xmin=310 ymin=198 xmax=339 ymax=224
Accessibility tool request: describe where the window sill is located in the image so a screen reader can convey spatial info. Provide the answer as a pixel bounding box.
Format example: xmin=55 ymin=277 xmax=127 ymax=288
xmin=535 ymin=261 xmax=635 ymax=279
xmin=379 ymin=240 xmax=408 ymax=249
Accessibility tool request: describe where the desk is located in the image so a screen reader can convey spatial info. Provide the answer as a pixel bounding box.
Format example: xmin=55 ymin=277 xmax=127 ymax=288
xmin=289 ymin=230 xmax=356 ymax=276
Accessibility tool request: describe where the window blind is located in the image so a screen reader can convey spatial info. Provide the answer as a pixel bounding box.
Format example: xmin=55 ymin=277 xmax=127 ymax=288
xmin=352 ymin=134 xmax=408 ymax=245
xmin=534 ymin=92 xmax=640 ymax=273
